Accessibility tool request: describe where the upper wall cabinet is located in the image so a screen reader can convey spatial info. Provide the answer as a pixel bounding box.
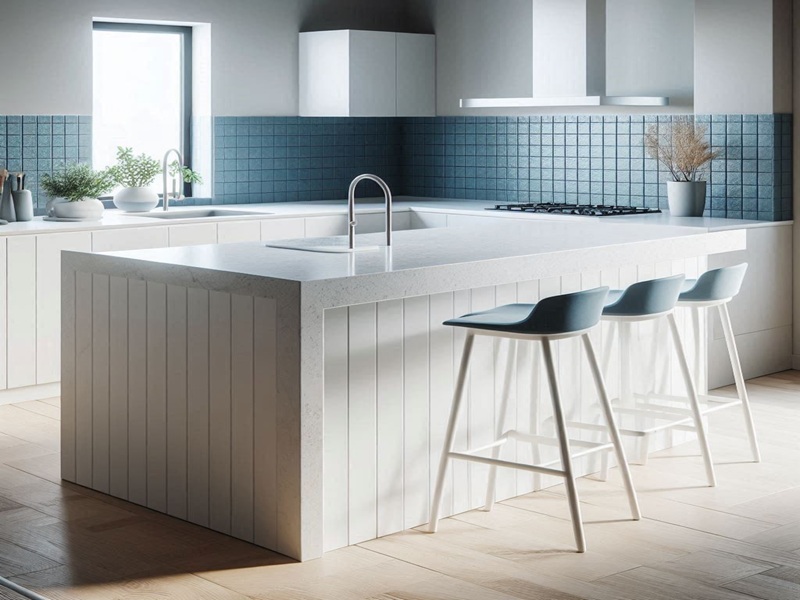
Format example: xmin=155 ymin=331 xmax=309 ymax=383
xmin=299 ymin=30 xmax=435 ymax=117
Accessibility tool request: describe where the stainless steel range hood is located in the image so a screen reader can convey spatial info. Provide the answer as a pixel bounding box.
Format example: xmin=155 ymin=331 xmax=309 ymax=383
xmin=460 ymin=0 xmax=669 ymax=109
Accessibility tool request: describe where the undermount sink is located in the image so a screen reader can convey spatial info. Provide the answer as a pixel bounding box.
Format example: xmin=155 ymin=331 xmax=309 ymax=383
xmin=265 ymin=237 xmax=380 ymax=254
xmin=131 ymin=209 xmax=269 ymax=220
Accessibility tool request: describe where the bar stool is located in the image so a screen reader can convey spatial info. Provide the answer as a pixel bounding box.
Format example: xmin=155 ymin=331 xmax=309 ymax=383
xmin=676 ymin=264 xmax=760 ymax=461
xmin=428 ymin=287 xmax=641 ymax=553
xmin=599 ymin=274 xmax=717 ymax=487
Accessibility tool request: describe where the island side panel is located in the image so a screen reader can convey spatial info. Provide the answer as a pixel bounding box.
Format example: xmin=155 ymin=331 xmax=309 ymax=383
xmin=320 ymin=258 xmax=709 ymax=553
xmin=61 ymin=257 xmax=303 ymax=559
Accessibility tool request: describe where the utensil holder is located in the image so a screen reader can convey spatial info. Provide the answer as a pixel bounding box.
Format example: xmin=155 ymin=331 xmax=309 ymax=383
xmin=0 ymin=186 xmax=16 ymax=222
xmin=12 ymin=190 xmax=33 ymax=221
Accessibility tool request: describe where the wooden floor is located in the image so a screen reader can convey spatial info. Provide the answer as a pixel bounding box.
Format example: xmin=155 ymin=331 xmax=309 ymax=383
xmin=0 ymin=373 xmax=798 ymax=599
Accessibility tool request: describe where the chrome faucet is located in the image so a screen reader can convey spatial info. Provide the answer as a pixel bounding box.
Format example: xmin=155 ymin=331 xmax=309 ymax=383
xmin=162 ymin=148 xmax=182 ymax=211
xmin=348 ymin=174 xmax=392 ymax=250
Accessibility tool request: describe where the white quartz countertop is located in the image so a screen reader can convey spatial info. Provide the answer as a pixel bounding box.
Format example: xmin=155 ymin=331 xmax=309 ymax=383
xmin=0 ymin=196 xmax=789 ymax=236
xmin=75 ymin=219 xmax=745 ymax=286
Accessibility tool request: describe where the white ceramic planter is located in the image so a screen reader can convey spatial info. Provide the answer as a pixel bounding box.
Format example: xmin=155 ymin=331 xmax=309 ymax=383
xmin=667 ymin=181 xmax=707 ymax=217
xmin=45 ymin=197 xmax=68 ymax=217
xmin=53 ymin=198 xmax=105 ymax=221
xmin=113 ymin=187 xmax=160 ymax=212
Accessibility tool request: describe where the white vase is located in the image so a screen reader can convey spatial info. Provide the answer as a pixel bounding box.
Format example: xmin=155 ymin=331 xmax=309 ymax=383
xmin=53 ymin=198 xmax=105 ymax=221
xmin=113 ymin=187 xmax=159 ymax=212
xmin=667 ymin=181 xmax=707 ymax=217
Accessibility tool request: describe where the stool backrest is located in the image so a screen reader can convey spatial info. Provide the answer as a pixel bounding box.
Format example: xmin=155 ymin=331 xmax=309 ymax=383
xmin=680 ymin=263 xmax=748 ymax=302
xmin=604 ymin=274 xmax=685 ymax=316
xmin=524 ymin=286 xmax=609 ymax=334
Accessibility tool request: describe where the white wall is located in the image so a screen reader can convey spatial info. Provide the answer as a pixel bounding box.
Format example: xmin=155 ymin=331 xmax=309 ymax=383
xmin=0 ymin=0 xmax=417 ymax=116
xmin=694 ymin=0 xmax=775 ymax=115
xmin=432 ymin=0 xmax=534 ymax=116
xmin=428 ymin=0 xmax=694 ymax=116
xmin=606 ymin=0 xmax=694 ymax=107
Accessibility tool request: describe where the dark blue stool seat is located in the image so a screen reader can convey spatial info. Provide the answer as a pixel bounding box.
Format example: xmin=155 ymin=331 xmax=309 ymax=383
xmin=603 ymin=275 xmax=686 ymax=318
xmin=445 ymin=287 xmax=611 ymax=335
xmin=679 ymin=263 xmax=748 ymax=303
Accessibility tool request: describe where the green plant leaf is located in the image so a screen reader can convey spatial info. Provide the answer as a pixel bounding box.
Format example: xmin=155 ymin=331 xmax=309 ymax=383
xmin=41 ymin=163 xmax=116 ymax=202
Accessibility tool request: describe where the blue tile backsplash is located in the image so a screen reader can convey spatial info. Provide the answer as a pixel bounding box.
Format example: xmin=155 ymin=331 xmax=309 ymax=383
xmin=0 ymin=113 xmax=790 ymax=221
xmin=212 ymin=116 xmax=403 ymax=204
xmin=404 ymin=114 xmax=793 ymax=221
xmin=0 ymin=115 xmax=93 ymax=213
xmin=212 ymin=114 xmax=792 ymax=221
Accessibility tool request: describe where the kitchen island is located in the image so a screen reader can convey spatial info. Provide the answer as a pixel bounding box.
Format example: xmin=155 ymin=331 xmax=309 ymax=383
xmin=61 ymin=219 xmax=745 ymax=560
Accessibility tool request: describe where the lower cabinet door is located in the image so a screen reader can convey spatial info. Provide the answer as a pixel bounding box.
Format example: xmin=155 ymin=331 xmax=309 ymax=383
xmin=0 ymin=239 xmax=6 ymax=390
xmin=92 ymin=227 xmax=169 ymax=252
xmin=7 ymin=236 xmax=37 ymax=389
xmin=37 ymin=232 xmax=92 ymax=385
xmin=218 ymin=220 xmax=262 ymax=244
xmin=169 ymin=223 xmax=218 ymax=247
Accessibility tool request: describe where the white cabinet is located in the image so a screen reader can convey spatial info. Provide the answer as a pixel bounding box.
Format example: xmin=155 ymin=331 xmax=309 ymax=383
xmin=169 ymin=223 xmax=218 ymax=247
xmin=396 ymin=33 xmax=436 ymax=117
xmin=300 ymin=30 xmax=435 ymax=117
xmin=305 ymin=215 xmax=348 ymax=237
xmin=0 ymin=239 xmax=6 ymax=389
xmin=37 ymin=232 xmax=92 ymax=385
xmin=261 ymin=218 xmax=305 ymax=241
xmin=218 ymin=220 xmax=262 ymax=244
xmin=93 ymin=227 xmax=169 ymax=253
xmin=7 ymin=236 xmax=37 ymax=389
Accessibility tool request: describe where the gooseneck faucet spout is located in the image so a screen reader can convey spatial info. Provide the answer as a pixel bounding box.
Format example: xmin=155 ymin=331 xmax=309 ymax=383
xmin=162 ymin=148 xmax=183 ymax=211
xmin=348 ymin=174 xmax=392 ymax=250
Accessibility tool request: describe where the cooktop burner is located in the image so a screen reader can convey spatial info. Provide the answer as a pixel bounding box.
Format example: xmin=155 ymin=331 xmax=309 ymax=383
xmin=487 ymin=203 xmax=662 ymax=216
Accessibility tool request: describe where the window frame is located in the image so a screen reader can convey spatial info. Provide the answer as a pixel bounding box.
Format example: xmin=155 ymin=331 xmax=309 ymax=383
xmin=92 ymin=21 xmax=193 ymax=196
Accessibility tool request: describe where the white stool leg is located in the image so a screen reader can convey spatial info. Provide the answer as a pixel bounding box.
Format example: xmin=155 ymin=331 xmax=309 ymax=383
xmin=429 ymin=332 xmax=475 ymax=532
xmin=485 ymin=338 xmax=517 ymax=511
xmin=601 ymin=320 xmax=616 ymax=378
xmin=717 ymin=303 xmax=761 ymax=462
xmin=667 ymin=313 xmax=717 ymax=487
xmin=656 ymin=317 xmax=671 ymax=395
xmin=691 ymin=306 xmax=703 ymax=392
xmin=620 ymin=322 xmax=633 ymax=404
xmin=582 ymin=333 xmax=641 ymax=520
xmin=619 ymin=322 xmax=648 ymax=465
xmin=542 ymin=338 xmax=586 ymax=553
xmin=529 ymin=342 xmax=543 ymax=491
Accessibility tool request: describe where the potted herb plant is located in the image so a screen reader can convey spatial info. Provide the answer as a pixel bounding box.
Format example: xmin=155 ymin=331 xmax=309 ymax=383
xmin=645 ymin=117 xmax=721 ymax=217
xmin=41 ymin=163 xmax=116 ymax=221
xmin=108 ymin=146 xmax=203 ymax=212
xmin=107 ymin=147 xmax=162 ymax=212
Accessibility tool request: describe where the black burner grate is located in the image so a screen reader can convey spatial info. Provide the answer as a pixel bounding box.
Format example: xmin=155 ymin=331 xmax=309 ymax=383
xmin=486 ymin=203 xmax=662 ymax=216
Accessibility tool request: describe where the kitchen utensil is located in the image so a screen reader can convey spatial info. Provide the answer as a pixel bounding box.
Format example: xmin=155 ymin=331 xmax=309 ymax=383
xmin=11 ymin=172 xmax=32 ymax=221
xmin=12 ymin=190 xmax=33 ymax=221
xmin=0 ymin=169 xmax=15 ymax=223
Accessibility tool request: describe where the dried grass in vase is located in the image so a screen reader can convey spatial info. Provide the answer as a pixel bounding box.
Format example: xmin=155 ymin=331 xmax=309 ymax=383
xmin=644 ymin=118 xmax=721 ymax=182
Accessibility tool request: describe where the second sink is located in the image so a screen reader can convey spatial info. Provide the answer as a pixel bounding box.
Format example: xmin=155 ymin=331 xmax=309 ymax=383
xmin=130 ymin=209 xmax=269 ymax=220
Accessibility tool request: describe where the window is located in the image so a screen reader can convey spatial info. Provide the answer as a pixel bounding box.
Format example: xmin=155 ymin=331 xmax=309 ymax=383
xmin=92 ymin=22 xmax=192 ymax=192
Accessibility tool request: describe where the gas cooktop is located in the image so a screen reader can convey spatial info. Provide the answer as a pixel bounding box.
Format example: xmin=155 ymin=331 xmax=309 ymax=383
xmin=486 ymin=203 xmax=661 ymax=217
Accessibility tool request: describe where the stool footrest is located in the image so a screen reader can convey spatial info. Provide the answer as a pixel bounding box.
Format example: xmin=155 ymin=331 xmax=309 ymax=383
xmin=452 ymin=428 xmax=615 ymax=476
xmin=447 ymin=452 xmax=566 ymax=478
xmin=609 ymin=390 xmax=744 ymax=437
xmin=643 ymin=392 xmax=742 ymax=415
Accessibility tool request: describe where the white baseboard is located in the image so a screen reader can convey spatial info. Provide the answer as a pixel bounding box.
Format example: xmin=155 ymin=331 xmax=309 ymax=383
xmin=0 ymin=383 xmax=60 ymax=406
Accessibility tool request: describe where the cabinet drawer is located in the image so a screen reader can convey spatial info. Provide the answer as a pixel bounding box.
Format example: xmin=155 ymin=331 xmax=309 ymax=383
xmin=93 ymin=227 xmax=169 ymax=252
xmin=218 ymin=220 xmax=262 ymax=244
xmin=169 ymin=223 xmax=218 ymax=247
